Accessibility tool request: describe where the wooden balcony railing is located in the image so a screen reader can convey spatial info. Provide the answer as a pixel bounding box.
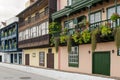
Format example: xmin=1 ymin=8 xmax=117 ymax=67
xmin=18 ymin=34 xmax=49 ymax=48
xmin=19 ymin=9 xmax=49 ymax=31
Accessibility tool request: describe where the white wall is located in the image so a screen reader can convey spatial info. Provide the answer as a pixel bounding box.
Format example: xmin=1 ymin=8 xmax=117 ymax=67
xmin=0 ymin=52 xmax=10 ymax=63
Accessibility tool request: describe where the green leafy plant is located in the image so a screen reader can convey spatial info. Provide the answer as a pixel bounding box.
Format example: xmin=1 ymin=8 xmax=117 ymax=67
xmin=67 ymin=35 xmax=72 ymax=53
xmin=60 ymin=35 xmax=67 ymax=44
xmin=72 ymin=31 xmax=82 ymax=44
xmin=49 ymin=22 xmax=62 ymax=35
xmin=100 ymin=24 xmax=112 ymax=37
xmin=50 ymin=35 xmax=55 ymax=46
xmin=81 ymin=29 xmax=91 ymax=43
xmin=60 ymin=28 xmax=68 ymax=44
xmin=54 ymin=37 xmax=60 ymax=52
xmin=91 ymin=28 xmax=99 ymax=52
xmin=114 ymin=27 xmax=120 ymax=49
xmin=110 ymin=13 xmax=119 ymax=21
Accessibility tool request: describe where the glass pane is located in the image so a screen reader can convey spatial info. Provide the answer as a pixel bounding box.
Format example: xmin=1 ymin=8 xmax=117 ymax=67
xmin=95 ymin=12 xmax=101 ymax=22
xmin=117 ymin=5 xmax=120 ymax=14
xmin=108 ymin=7 xmax=115 ymax=19
xmin=90 ymin=14 xmax=94 ymax=23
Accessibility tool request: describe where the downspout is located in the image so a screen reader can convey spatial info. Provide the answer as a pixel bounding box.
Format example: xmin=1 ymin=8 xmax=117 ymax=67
xmin=115 ymin=0 xmax=117 ymax=13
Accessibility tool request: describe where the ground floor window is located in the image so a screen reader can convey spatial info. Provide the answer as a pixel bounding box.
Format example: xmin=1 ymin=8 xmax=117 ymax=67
xmin=39 ymin=52 xmax=45 ymax=66
xmin=118 ymin=48 xmax=120 ymax=56
xmin=68 ymin=46 xmax=79 ymax=67
xmin=14 ymin=54 xmax=17 ymax=63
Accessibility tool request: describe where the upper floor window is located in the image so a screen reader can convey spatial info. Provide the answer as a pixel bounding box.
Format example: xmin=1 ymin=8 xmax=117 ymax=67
xmin=67 ymin=0 xmax=77 ymax=6
xmin=107 ymin=5 xmax=120 ymax=19
xmin=90 ymin=11 xmax=101 ymax=23
xmin=28 ymin=16 xmax=31 ymax=23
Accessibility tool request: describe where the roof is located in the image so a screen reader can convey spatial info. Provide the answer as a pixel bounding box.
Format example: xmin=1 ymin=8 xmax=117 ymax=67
xmin=52 ymin=0 xmax=102 ymax=20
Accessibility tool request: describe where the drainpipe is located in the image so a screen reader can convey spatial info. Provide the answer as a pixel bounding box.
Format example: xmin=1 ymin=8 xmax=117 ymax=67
xmin=115 ymin=0 xmax=117 ymax=13
xmin=115 ymin=0 xmax=117 ymax=26
xmin=88 ymin=5 xmax=91 ymax=22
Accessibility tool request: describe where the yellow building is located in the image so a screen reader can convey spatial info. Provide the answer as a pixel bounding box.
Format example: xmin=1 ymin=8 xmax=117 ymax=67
xmin=17 ymin=0 xmax=58 ymax=69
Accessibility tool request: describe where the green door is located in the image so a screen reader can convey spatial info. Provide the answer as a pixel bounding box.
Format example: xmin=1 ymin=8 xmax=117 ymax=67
xmin=92 ymin=52 xmax=110 ymax=76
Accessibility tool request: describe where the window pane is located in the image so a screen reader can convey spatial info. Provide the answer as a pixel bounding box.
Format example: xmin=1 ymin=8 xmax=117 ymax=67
xmin=95 ymin=12 xmax=101 ymax=22
xmin=117 ymin=6 xmax=120 ymax=14
xmin=69 ymin=46 xmax=79 ymax=67
xmin=39 ymin=52 xmax=45 ymax=66
xmin=108 ymin=7 xmax=115 ymax=19
xmin=90 ymin=14 xmax=94 ymax=23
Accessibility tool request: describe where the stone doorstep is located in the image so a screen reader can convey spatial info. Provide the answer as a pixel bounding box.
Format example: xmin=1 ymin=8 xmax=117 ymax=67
xmin=0 ymin=62 xmax=119 ymax=80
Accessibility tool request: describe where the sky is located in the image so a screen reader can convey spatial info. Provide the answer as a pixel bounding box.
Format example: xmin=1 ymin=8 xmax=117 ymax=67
xmin=0 ymin=0 xmax=28 ymax=22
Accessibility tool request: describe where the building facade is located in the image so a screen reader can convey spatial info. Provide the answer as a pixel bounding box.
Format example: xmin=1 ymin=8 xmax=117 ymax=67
xmin=0 ymin=17 xmax=22 ymax=64
xmin=52 ymin=0 xmax=120 ymax=78
xmin=17 ymin=0 xmax=58 ymax=69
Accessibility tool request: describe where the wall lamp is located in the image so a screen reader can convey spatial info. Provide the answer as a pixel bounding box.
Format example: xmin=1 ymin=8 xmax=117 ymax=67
xmin=112 ymin=50 xmax=115 ymax=53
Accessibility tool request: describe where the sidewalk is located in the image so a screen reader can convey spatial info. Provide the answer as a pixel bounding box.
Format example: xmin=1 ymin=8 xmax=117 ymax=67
xmin=0 ymin=63 xmax=115 ymax=80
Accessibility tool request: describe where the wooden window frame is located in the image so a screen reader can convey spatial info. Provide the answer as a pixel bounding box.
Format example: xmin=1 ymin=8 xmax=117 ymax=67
xmin=39 ymin=52 xmax=45 ymax=66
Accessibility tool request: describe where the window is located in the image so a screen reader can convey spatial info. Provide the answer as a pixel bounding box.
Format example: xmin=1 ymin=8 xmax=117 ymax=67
xmin=107 ymin=5 xmax=120 ymax=27
xmin=35 ymin=12 xmax=39 ymax=20
xmin=118 ymin=48 xmax=120 ymax=56
xmin=90 ymin=11 xmax=101 ymax=23
xmin=14 ymin=54 xmax=17 ymax=63
xmin=25 ymin=29 xmax=29 ymax=39
xmin=41 ymin=21 xmax=48 ymax=35
xmin=64 ymin=19 xmax=76 ymax=35
xmin=28 ymin=16 xmax=31 ymax=23
xmin=39 ymin=24 xmax=42 ymax=36
xmin=31 ymin=26 xmax=37 ymax=38
xmin=39 ymin=52 xmax=45 ymax=66
xmin=68 ymin=46 xmax=79 ymax=67
xmin=67 ymin=0 xmax=77 ymax=5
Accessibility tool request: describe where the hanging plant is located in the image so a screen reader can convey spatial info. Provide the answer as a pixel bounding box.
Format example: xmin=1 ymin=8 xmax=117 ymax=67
xmin=67 ymin=35 xmax=72 ymax=53
xmin=54 ymin=37 xmax=60 ymax=52
xmin=49 ymin=22 xmax=62 ymax=35
xmin=100 ymin=24 xmax=112 ymax=37
xmin=91 ymin=28 xmax=99 ymax=52
xmin=110 ymin=13 xmax=119 ymax=22
xmin=59 ymin=28 xmax=68 ymax=44
xmin=60 ymin=35 xmax=67 ymax=44
xmin=72 ymin=31 xmax=82 ymax=44
xmin=50 ymin=35 xmax=55 ymax=46
xmin=115 ymin=27 xmax=120 ymax=49
xmin=81 ymin=29 xmax=91 ymax=43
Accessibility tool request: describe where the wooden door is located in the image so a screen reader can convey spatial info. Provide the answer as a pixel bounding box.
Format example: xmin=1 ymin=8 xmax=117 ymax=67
xmin=47 ymin=53 xmax=54 ymax=69
xmin=92 ymin=52 xmax=110 ymax=76
xmin=25 ymin=54 xmax=30 ymax=65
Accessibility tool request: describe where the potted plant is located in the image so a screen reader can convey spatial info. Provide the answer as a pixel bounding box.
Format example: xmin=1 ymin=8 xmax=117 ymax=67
xmin=110 ymin=13 xmax=119 ymax=22
xmin=81 ymin=29 xmax=91 ymax=43
xmin=72 ymin=31 xmax=83 ymax=44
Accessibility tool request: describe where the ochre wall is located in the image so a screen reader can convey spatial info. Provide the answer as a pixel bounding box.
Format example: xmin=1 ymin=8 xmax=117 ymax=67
xmin=23 ymin=47 xmax=58 ymax=69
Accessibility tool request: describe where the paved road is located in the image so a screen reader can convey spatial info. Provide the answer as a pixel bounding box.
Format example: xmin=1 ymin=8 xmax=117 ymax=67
xmin=0 ymin=66 xmax=56 ymax=80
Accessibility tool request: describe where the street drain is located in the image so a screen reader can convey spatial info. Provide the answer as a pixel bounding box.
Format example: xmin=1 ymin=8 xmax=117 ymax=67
xmin=20 ymin=77 xmax=31 ymax=79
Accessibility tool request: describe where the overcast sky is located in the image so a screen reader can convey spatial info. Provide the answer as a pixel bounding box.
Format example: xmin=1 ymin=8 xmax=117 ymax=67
xmin=0 ymin=0 xmax=28 ymax=22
